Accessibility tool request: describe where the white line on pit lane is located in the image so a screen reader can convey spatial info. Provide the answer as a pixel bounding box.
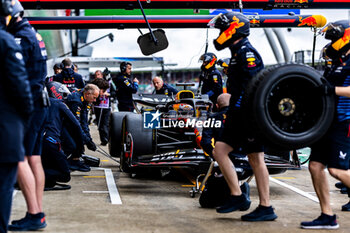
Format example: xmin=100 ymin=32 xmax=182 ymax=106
xmin=58 ymin=167 xmax=122 ymax=204
xmin=269 ymin=177 xmax=319 ymax=203
xmin=87 ymin=167 xmax=122 ymax=205
xmin=104 ymin=168 xmax=122 ymax=205
xmin=83 ymin=191 xmax=109 ymax=194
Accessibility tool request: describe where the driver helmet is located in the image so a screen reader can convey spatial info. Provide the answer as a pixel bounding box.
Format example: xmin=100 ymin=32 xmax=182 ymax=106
xmin=199 ymin=52 xmax=217 ymax=71
xmin=177 ymin=103 xmax=194 ymax=117
xmin=321 ymin=20 xmax=350 ymax=60
xmin=46 ymin=81 xmax=71 ymax=100
xmin=217 ymin=58 xmax=230 ymax=68
xmin=208 ymin=11 xmax=250 ymax=51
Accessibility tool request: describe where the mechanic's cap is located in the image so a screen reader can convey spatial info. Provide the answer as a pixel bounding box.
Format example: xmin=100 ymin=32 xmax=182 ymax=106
xmin=46 ymin=81 xmax=71 ymax=100
xmin=322 ymin=20 xmax=350 ymax=58
xmin=10 ymin=0 xmax=23 ymax=18
xmin=199 ymin=52 xmax=217 ymax=70
xmin=208 ymin=12 xmax=250 ymax=51
xmin=217 ymin=58 xmax=230 ymax=68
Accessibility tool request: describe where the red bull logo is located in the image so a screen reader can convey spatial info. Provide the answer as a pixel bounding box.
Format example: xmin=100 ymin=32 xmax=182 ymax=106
xmin=341 ymin=28 xmax=350 ymax=43
xmin=205 ymin=57 xmax=217 ymax=70
xmin=216 ymin=16 xmax=245 ymax=45
xmin=50 ymin=86 xmax=62 ymax=100
xmin=298 ymin=16 xmax=317 ymax=27
xmin=250 ymin=19 xmax=260 ymax=25
xmin=294 ymin=0 xmax=308 ymax=3
xmin=332 ymin=28 xmax=350 ymax=51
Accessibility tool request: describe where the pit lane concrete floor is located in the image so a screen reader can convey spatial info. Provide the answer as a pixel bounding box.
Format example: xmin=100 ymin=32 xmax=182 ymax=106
xmin=10 ymin=126 xmax=350 ymax=233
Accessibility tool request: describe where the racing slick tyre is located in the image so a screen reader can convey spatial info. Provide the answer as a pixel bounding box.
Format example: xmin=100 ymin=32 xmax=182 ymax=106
xmin=120 ymin=113 xmax=154 ymax=173
xmin=109 ymin=112 xmax=132 ymax=157
xmin=244 ymin=63 xmax=335 ymax=150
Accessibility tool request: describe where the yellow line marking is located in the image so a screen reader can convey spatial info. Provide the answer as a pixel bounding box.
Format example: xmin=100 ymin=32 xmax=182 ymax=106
xmin=273 ymin=177 xmax=296 ymax=180
xmin=83 ymin=176 xmax=106 ymax=178
xmin=101 ymin=160 xmax=109 ymax=162
xmin=176 ymin=149 xmax=180 ymax=154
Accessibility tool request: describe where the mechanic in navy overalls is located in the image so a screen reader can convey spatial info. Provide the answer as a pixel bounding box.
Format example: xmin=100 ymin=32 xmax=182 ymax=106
xmin=7 ymin=0 xmax=49 ymax=230
xmin=42 ymin=90 xmax=84 ymax=190
xmin=199 ymin=52 xmax=223 ymax=110
xmin=201 ymin=93 xmax=230 ymax=157
xmin=300 ymin=20 xmax=350 ymax=229
xmin=113 ymin=62 xmax=139 ymax=112
xmin=209 ymin=12 xmax=277 ymax=221
xmin=0 ymin=1 xmax=33 ymax=231
xmin=65 ymin=84 xmax=100 ymax=169
xmin=53 ymin=58 xmax=85 ymax=91
xmin=152 ymin=76 xmax=178 ymax=96
xmin=200 ymin=93 xmax=249 ymax=208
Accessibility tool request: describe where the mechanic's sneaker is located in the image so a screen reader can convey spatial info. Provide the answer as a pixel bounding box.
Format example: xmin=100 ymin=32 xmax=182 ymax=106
xmin=335 ymin=182 xmax=345 ymax=189
xmin=340 ymin=187 xmax=349 ymax=194
xmin=216 ymin=194 xmax=251 ymax=213
xmin=10 ymin=212 xmax=30 ymax=226
xmin=8 ymin=212 xmax=46 ymax=231
xmin=100 ymin=141 xmax=108 ymax=146
xmin=241 ymin=205 xmax=277 ymax=221
xmin=240 ymin=182 xmax=250 ymax=202
xmin=69 ymin=159 xmax=90 ymax=172
xmin=300 ymin=213 xmax=339 ymax=229
xmin=342 ymin=201 xmax=350 ymax=211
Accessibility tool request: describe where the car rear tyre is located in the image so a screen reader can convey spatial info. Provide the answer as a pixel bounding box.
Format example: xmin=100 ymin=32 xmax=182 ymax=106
xmin=109 ymin=112 xmax=133 ymax=157
xmin=120 ymin=113 xmax=154 ymax=172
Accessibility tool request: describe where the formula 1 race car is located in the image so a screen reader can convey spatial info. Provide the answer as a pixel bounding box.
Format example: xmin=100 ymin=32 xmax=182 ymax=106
xmin=109 ymin=84 xmax=214 ymax=173
xmin=108 ymin=83 xmax=301 ymax=179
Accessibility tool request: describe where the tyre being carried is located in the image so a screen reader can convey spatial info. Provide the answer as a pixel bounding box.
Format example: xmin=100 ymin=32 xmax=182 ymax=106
xmin=244 ymin=63 xmax=335 ymax=149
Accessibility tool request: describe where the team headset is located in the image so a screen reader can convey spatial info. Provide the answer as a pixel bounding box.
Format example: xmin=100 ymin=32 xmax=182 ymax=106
xmin=120 ymin=62 xmax=127 ymax=73
xmin=0 ymin=0 xmax=13 ymax=16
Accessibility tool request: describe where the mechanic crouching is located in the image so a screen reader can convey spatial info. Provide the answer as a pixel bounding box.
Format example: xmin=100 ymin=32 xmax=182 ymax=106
xmin=152 ymin=76 xmax=178 ymax=96
xmin=41 ymin=83 xmax=85 ymax=190
xmin=199 ymin=52 xmax=223 ymax=111
xmin=113 ymin=62 xmax=139 ymax=112
xmin=200 ymin=93 xmax=250 ymax=208
xmin=64 ymin=84 xmax=99 ymax=171
xmin=201 ymin=93 xmax=231 ymax=157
